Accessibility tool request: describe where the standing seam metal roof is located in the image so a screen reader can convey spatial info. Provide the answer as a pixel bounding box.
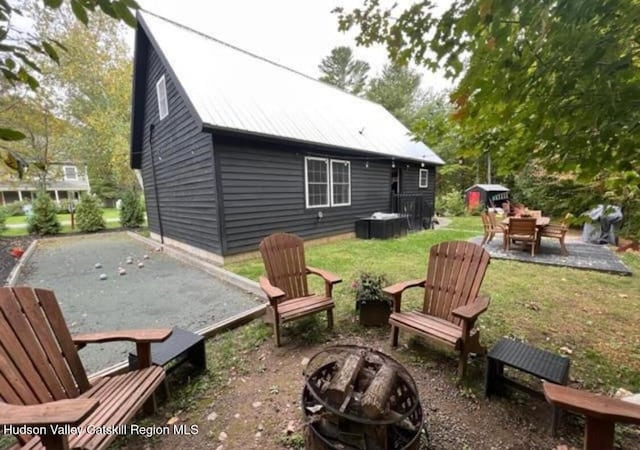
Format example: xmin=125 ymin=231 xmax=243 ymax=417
xmin=137 ymin=11 xmax=444 ymax=165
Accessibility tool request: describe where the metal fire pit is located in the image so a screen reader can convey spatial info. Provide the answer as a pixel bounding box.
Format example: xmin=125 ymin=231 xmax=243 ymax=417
xmin=302 ymin=345 xmax=426 ymax=450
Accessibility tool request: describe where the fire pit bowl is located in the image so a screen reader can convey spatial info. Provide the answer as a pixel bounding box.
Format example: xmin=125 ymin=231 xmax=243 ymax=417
xmin=302 ymin=345 xmax=427 ymax=450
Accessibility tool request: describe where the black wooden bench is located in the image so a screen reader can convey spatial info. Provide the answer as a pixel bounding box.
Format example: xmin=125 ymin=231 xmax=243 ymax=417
xmin=485 ymin=337 xmax=570 ymax=434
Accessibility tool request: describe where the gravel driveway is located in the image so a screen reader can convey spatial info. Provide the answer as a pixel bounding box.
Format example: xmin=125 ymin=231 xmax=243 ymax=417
xmin=15 ymin=232 xmax=262 ymax=374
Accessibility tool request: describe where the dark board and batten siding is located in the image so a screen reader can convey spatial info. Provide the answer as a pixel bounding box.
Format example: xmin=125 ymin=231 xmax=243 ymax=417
xmin=139 ymin=42 xmax=221 ymax=253
xmin=400 ymin=164 xmax=437 ymax=204
xmin=214 ymin=135 xmax=392 ymax=255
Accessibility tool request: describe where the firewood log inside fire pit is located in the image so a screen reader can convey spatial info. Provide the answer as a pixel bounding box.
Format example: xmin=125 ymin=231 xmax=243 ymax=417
xmin=302 ymin=345 xmax=425 ymax=450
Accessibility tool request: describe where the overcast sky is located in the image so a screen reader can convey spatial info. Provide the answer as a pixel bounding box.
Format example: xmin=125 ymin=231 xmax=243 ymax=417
xmin=134 ymin=0 xmax=455 ymax=93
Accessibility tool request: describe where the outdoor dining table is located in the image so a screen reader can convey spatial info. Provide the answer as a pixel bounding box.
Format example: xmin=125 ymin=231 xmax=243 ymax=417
xmin=502 ymin=216 xmax=550 ymax=250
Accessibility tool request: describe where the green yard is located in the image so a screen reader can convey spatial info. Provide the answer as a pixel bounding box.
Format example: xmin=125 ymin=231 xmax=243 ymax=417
xmin=226 ymin=217 xmax=640 ymax=394
xmin=1 ymin=208 xmax=134 ymax=236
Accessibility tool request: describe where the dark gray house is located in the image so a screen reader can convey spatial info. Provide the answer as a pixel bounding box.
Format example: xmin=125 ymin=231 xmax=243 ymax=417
xmin=130 ymin=11 xmax=444 ymax=263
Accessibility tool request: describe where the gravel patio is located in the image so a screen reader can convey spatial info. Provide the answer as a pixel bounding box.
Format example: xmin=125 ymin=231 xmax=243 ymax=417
xmin=13 ymin=232 xmax=263 ymax=373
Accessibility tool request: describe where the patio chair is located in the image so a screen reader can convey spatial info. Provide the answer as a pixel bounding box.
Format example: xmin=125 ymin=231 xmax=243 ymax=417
xmin=540 ymin=223 xmax=569 ymax=256
xmin=543 ymin=382 xmax=640 ymax=450
xmin=528 ymin=210 xmax=543 ymax=218
xmin=385 ymin=241 xmax=491 ymax=378
xmin=487 ymin=211 xmax=507 ymax=248
xmin=481 ymin=212 xmax=492 ymax=245
xmin=259 ymin=232 xmax=342 ymax=346
xmin=0 ymin=286 xmax=172 ymax=450
xmin=506 ymin=217 xmax=538 ymax=256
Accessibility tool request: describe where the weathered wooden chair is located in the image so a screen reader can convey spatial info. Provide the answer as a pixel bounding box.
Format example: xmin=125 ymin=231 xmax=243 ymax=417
xmin=543 ymin=382 xmax=640 ymax=450
xmin=0 ymin=287 xmax=172 ymax=450
xmin=528 ymin=209 xmax=543 ymax=218
xmin=505 ymin=217 xmax=538 ymax=256
xmin=485 ymin=212 xmax=507 ymax=248
xmin=385 ymin=241 xmax=491 ymax=378
xmin=259 ymin=233 xmax=342 ymax=346
xmin=540 ymin=223 xmax=569 ymax=256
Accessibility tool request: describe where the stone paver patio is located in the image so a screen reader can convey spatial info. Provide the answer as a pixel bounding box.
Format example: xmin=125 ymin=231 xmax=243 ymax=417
xmin=470 ymin=235 xmax=632 ymax=275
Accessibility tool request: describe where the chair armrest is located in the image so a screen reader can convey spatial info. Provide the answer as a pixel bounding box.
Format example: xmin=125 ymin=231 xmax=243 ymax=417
xmin=452 ymin=295 xmax=490 ymax=321
xmin=306 ymin=266 xmax=342 ymax=285
xmin=383 ymin=279 xmax=426 ymax=297
xmin=543 ymin=382 xmax=640 ymax=425
xmin=72 ymin=328 xmax=172 ymax=346
xmin=259 ymin=276 xmax=285 ymax=300
xmin=0 ymin=399 xmax=99 ymax=427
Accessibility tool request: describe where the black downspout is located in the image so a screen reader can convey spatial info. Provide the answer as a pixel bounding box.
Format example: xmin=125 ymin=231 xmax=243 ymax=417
xmin=148 ymin=124 xmax=165 ymax=244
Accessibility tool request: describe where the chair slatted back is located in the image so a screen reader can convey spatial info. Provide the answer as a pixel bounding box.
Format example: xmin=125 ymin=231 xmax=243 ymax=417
xmin=0 ymin=287 xmax=90 ymax=409
xmin=508 ymin=217 xmax=537 ymax=237
xmin=423 ymin=241 xmax=490 ymax=325
xmin=259 ymin=233 xmax=309 ymax=300
xmin=529 ymin=210 xmax=542 ymax=218
xmin=487 ymin=212 xmax=500 ymax=229
xmin=481 ymin=212 xmax=491 ymax=231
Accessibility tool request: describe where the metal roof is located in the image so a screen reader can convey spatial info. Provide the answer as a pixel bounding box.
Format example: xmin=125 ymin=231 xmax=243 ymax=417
xmin=138 ymin=12 xmax=444 ymax=165
xmin=464 ymin=184 xmax=510 ymax=192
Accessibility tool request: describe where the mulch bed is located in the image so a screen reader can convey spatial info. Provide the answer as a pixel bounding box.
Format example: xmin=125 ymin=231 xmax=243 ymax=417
xmin=0 ymin=236 xmax=35 ymax=285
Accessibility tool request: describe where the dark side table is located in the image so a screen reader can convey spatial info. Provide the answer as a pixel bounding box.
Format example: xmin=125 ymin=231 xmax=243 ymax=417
xmin=128 ymin=327 xmax=206 ymax=373
xmin=485 ymin=338 xmax=570 ymax=435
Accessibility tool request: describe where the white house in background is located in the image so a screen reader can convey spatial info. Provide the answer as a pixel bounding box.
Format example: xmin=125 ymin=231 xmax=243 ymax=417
xmin=0 ymin=162 xmax=90 ymax=205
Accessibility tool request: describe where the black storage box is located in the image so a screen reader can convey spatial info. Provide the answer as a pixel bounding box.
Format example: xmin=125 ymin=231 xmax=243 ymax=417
xmin=355 ymin=217 xmax=407 ymax=240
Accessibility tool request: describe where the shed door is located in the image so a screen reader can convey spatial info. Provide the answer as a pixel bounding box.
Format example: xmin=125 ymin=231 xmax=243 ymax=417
xmin=467 ymin=191 xmax=480 ymax=209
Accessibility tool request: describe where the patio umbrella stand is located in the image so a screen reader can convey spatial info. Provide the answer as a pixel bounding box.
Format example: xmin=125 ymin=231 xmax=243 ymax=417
xmin=302 ymin=345 xmax=426 ymax=450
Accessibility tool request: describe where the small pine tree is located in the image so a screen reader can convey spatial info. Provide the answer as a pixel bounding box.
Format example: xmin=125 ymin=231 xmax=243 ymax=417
xmin=28 ymin=191 xmax=61 ymax=235
xmin=120 ymin=190 xmax=145 ymax=228
xmin=75 ymin=194 xmax=106 ymax=232
xmin=0 ymin=206 xmax=7 ymax=232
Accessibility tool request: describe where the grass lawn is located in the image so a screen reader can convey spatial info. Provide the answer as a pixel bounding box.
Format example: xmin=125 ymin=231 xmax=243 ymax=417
xmin=226 ymin=216 xmax=640 ymax=393
xmin=2 ymin=208 xmax=124 ymax=236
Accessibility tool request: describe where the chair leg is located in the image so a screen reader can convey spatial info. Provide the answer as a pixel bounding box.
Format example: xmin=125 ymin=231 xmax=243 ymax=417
xmin=390 ymin=325 xmax=399 ymax=347
xmin=326 ymin=309 xmax=334 ymax=330
xmin=531 ymin=241 xmax=535 ymax=256
xmin=481 ymin=232 xmax=488 ymax=245
xmin=273 ymin=317 xmax=281 ymax=347
xmin=584 ymin=417 xmax=615 ymax=450
xmin=559 ymin=237 xmax=568 ymax=256
xmin=458 ymin=349 xmax=469 ymax=380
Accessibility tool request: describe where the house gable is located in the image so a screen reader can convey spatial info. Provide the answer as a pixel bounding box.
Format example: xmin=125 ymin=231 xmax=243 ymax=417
xmin=132 ymin=25 xmax=221 ymax=254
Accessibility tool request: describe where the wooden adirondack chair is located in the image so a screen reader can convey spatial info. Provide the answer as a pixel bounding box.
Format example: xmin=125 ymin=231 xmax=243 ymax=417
xmin=543 ymin=382 xmax=640 ymax=450
xmin=0 ymin=287 xmax=172 ymax=450
xmin=384 ymin=241 xmax=491 ymax=378
xmin=259 ymin=233 xmax=341 ymax=346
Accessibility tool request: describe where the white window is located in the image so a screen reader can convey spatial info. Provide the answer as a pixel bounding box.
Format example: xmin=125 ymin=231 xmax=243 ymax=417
xmin=63 ymin=166 xmax=78 ymax=181
xmin=156 ymin=75 xmax=169 ymax=120
xmin=419 ymin=168 xmax=429 ymax=188
xmin=330 ymin=160 xmax=351 ymax=206
xmin=305 ymin=157 xmax=351 ymax=208
xmin=305 ymin=157 xmax=329 ymax=208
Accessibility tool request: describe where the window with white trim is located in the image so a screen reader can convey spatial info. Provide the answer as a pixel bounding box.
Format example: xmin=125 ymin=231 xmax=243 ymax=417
xmin=305 ymin=157 xmax=351 ymax=208
xmin=330 ymin=160 xmax=351 ymax=206
xmin=63 ymin=166 xmax=78 ymax=181
xmin=305 ymin=157 xmax=329 ymax=208
xmin=156 ymin=75 xmax=169 ymax=120
xmin=419 ymin=168 xmax=429 ymax=188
